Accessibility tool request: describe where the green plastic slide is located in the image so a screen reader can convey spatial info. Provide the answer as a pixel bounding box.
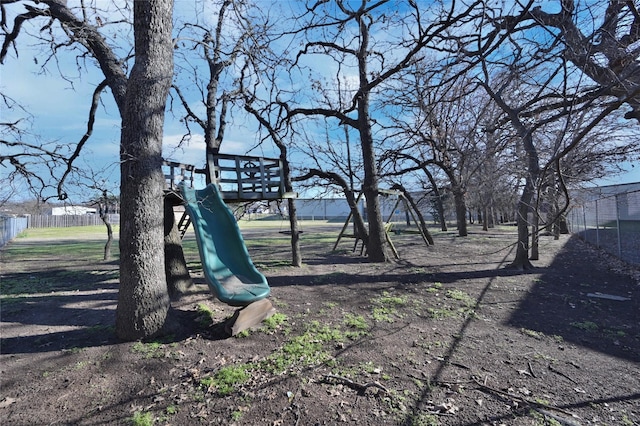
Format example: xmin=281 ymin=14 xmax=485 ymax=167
xmin=181 ymin=184 xmax=270 ymax=306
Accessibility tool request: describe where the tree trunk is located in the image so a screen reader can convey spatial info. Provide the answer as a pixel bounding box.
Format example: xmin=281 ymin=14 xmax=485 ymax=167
xmin=423 ymin=169 xmax=447 ymax=231
xmin=361 ymin=157 xmax=387 ymax=261
xmin=287 ymin=198 xmax=302 ymax=267
xmin=556 ymin=213 xmax=568 ymax=235
xmin=511 ymin=125 xmax=540 ymax=269
xmin=481 ymin=82 xmax=539 ymax=270
xmin=97 ymin=198 xmax=113 ymax=261
xmin=510 ymin=177 xmax=535 ymax=270
xmin=116 ymin=0 xmax=174 ymax=341
xmin=104 ymin=224 xmax=113 ymax=261
xmin=281 ymin=155 xmax=302 ymax=267
xmin=530 ymin=209 xmax=539 ymax=260
xmin=355 ymin=12 xmax=387 ymax=262
xmin=482 ymin=206 xmax=489 ymax=232
xmin=102 ymin=215 xmax=113 ymax=261
xmin=436 ymin=199 xmax=447 ymax=231
xmin=164 ymin=196 xmax=194 ymax=300
xmin=452 ymin=186 xmax=468 ymax=237
xmin=346 ymin=190 xmax=369 ymax=247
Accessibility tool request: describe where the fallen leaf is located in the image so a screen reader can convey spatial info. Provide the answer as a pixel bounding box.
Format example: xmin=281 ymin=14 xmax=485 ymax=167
xmin=327 ymin=388 xmax=341 ymax=397
xmin=0 ymin=397 xmax=17 ymax=408
xmin=435 ymin=400 xmax=459 ymax=414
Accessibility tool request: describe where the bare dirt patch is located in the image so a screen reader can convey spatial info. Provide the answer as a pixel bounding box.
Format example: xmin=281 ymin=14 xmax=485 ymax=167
xmin=1 ymin=224 xmax=639 ymax=425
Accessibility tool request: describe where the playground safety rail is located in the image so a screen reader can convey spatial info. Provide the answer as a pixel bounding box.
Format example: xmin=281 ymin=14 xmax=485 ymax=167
xmin=163 ymin=155 xmax=292 ymax=201
xmin=214 ymin=154 xmax=288 ymax=200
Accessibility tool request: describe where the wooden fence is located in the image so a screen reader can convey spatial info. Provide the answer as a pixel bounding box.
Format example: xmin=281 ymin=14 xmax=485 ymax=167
xmin=27 ymin=214 xmax=120 ymax=228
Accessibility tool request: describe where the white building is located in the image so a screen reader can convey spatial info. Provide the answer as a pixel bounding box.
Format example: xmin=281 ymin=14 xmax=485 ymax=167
xmin=50 ymin=206 xmax=97 ymax=215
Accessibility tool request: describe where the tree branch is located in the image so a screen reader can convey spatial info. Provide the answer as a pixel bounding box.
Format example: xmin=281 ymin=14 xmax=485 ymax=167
xmin=56 ymin=80 xmax=108 ymax=200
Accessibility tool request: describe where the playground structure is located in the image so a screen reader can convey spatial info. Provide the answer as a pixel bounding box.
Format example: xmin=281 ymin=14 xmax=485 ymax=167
xmin=163 ymin=156 xmax=432 ymax=332
xmin=334 ymin=188 xmax=431 ymax=259
xmin=164 ymin=154 xmax=293 ymax=200
xmin=164 ymin=155 xmax=294 ymax=236
xmin=163 ymin=154 xmax=293 ymax=335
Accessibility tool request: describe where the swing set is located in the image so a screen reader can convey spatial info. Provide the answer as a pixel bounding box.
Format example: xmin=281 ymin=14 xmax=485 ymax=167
xmin=333 ymin=188 xmax=431 ymax=259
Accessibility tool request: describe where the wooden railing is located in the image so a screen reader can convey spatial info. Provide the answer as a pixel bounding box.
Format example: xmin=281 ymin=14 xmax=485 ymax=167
xmin=214 ymin=154 xmax=286 ymax=200
xmin=163 ymin=160 xmax=196 ymax=190
xmin=163 ymin=155 xmax=294 ymax=201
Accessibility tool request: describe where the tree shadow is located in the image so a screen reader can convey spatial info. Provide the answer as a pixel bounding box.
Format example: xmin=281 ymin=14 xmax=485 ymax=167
xmin=266 ymin=265 xmax=535 ymax=288
xmin=507 ymin=234 xmax=640 ymax=362
xmin=396 ymin=234 xmax=640 ymax=425
xmin=0 ymin=269 xmax=232 ymax=355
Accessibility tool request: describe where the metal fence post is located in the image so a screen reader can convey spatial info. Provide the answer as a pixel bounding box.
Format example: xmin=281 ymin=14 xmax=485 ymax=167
xmin=595 ymin=199 xmax=600 ymax=248
xmin=615 ymin=194 xmax=622 ymax=259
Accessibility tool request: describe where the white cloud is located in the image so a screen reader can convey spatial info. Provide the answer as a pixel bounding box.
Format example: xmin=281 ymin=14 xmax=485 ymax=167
xmin=162 ymin=133 xmax=206 ymax=166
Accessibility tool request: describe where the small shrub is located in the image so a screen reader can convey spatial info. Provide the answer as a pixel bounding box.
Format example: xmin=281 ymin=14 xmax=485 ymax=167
xmin=570 ymin=321 xmax=598 ymax=332
xmin=343 ymin=313 xmax=369 ymax=331
xmin=201 ymin=365 xmax=251 ymax=396
xmin=131 ymin=411 xmax=154 ymax=426
xmin=261 ymin=312 xmax=288 ymax=331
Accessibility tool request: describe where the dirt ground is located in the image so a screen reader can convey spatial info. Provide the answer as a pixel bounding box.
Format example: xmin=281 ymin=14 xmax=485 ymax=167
xmin=1 ymin=223 xmax=639 ymax=426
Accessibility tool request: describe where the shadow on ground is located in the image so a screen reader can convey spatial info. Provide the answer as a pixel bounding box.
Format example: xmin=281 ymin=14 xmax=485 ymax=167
xmin=0 ymin=267 xmax=227 ymax=355
xmin=507 ymin=235 xmax=640 ymax=363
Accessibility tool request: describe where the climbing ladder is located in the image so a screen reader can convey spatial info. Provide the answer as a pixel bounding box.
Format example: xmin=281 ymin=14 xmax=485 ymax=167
xmin=177 ymin=211 xmax=191 ymax=238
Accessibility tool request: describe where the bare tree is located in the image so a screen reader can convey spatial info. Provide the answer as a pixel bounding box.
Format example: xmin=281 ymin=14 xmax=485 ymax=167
xmin=92 ymin=189 xmax=117 ymax=261
xmin=385 ymin=71 xmax=503 ymax=238
xmin=80 ymin=165 xmax=119 ymax=261
xmin=170 ymin=0 xmax=254 ymax=182
xmin=434 ymin=0 xmax=640 ymax=268
xmin=2 ymin=0 xmax=174 ymax=339
xmin=271 ymin=0 xmax=481 ymax=261
xmin=492 ymin=1 xmax=640 ymax=123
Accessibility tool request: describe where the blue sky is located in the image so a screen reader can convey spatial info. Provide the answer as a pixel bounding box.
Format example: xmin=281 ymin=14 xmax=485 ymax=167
xmin=1 ymin=1 xmax=285 ymax=202
xmin=2 ymin=0 xmax=639 ymax=203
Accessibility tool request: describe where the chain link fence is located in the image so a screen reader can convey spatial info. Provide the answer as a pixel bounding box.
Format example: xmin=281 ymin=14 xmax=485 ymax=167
xmin=568 ymin=186 xmax=640 ymax=266
xmin=0 ymin=216 xmax=29 ymax=248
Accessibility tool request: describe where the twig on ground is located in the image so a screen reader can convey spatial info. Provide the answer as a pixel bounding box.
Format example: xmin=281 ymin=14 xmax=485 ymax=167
xmin=548 ymin=364 xmax=578 ymax=384
xmin=534 ymin=408 xmax=583 ymax=426
xmin=322 ymin=374 xmax=389 ymax=395
xmin=528 ymin=361 xmax=537 ymax=378
xmin=471 ymin=376 xmax=581 ymax=421
xmin=449 ymin=361 xmax=471 ymax=370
